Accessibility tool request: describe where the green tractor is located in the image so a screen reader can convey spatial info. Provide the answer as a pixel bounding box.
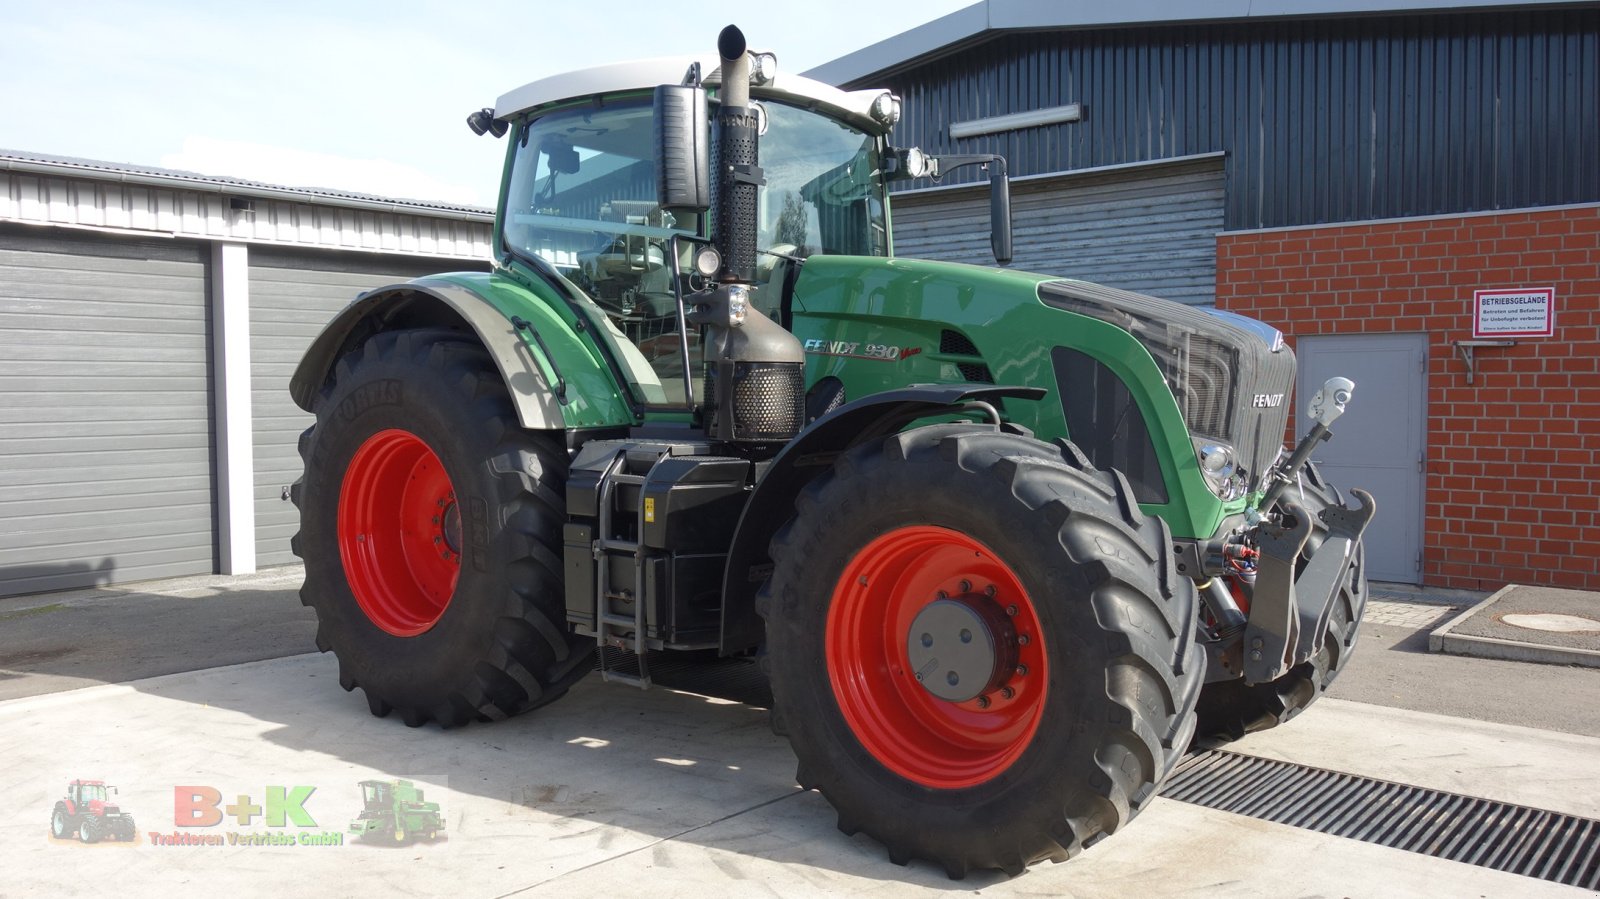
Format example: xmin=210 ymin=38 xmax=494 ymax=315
xmin=291 ymin=25 xmax=1372 ymax=877
xmin=349 ymin=779 xmax=444 ymax=843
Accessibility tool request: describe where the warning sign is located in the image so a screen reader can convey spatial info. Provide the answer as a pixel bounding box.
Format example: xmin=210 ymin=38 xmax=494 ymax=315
xmin=1473 ymin=288 xmax=1555 ymax=338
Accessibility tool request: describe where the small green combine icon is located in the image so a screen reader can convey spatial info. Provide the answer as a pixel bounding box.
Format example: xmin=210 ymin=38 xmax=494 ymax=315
xmin=349 ymin=779 xmax=444 ymax=843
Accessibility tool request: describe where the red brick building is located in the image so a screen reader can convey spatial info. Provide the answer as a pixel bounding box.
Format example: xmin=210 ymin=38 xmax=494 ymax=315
xmin=1219 ymin=206 xmax=1599 ymax=590
xmin=813 ymin=1 xmax=1599 ymax=589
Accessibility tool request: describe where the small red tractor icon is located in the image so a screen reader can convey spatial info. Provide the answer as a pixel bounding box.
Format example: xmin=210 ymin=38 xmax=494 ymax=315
xmin=50 ymin=780 xmax=136 ymax=843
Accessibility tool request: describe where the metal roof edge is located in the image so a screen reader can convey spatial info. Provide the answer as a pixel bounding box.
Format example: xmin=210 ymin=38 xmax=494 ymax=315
xmin=890 ymin=151 xmax=1226 ymax=199
xmin=0 ymin=151 xmax=494 ymax=223
xmin=804 ymin=0 xmax=1597 ymax=86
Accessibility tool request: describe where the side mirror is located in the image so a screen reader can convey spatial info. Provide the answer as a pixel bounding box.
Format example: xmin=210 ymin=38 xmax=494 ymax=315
xmin=988 ymin=158 xmax=1012 ymax=265
xmin=654 ymin=84 xmax=710 ymax=213
xmin=918 ymin=152 xmax=1014 ymax=266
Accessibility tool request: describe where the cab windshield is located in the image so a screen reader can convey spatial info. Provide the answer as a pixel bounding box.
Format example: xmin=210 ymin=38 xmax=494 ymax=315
xmin=501 ymin=94 xmax=885 ymax=406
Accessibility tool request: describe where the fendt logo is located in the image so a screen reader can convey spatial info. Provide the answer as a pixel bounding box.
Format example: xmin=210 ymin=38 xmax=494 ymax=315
xmin=149 ymin=785 xmax=342 ymax=847
xmin=1251 ymin=393 xmax=1285 ymax=408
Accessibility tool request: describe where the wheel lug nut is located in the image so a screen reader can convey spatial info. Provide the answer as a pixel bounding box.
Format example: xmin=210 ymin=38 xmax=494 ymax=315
xmin=433 ymin=536 xmax=442 ymax=544
xmin=976 ymin=696 xmax=990 ymax=709
xmin=1018 ymin=634 xmax=1030 ymax=646
xmin=432 ymin=516 xmax=440 ymax=524
xmin=985 ymin=585 xmax=997 ymax=597
xmin=1000 ymin=687 xmax=1015 ymax=700
xmin=1016 ymin=664 xmax=1028 ymax=677
xmin=1006 ymin=604 xmax=1018 ymax=617
xmin=958 ymin=580 xmax=971 ymax=593
xmin=935 ymin=590 xmax=948 ymax=600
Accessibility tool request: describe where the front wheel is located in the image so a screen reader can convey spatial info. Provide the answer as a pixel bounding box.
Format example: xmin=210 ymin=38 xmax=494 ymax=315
xmin=293 ymin=328 xmax=592 ymax=728
xmin=78 ymin=821 xmax=97 ymax=844
xmin=760 ymin=426 xmax=1201 ymax=877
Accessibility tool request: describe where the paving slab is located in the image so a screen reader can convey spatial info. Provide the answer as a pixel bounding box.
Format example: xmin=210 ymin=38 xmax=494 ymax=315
xmin=1431 ymin=584 xmax=1600 ymax=668
xmin=4 ymin=653 xmax=1599 ymax=897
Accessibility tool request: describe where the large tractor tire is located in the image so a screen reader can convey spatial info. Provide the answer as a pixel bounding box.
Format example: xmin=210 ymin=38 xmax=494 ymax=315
xmin=760 ymin=425 xmax=1202 ymax=878
xmin=50 ymin=805 xmax=72 ymax=840
xmin=1193 ymin=463 xmax=1369 ymax=746
xmin=293 ymin=328 xmax=592 ymax=727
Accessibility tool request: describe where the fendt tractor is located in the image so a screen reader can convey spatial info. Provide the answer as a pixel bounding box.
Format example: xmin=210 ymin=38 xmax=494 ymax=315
xmin=289 ymin=26 xmax=1373 ymax=876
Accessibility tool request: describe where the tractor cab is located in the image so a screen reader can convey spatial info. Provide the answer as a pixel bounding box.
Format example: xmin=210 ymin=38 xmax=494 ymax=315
xmin=501 ymin=90 xmax=888 ymax=407
xmin=69 ymin=780 xmax=110 ymax=808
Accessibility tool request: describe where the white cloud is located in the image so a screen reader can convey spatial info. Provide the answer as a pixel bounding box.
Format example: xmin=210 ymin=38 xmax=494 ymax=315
xmin=158 ymin=136 xmax=491 ymax=207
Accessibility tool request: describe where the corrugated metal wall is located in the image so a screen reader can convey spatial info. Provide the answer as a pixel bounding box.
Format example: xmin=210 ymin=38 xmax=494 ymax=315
xmin=865 ymin=8 xmax=1599 ymax=229
xmin=0 ymin=225 xmax=214 ymax=596
xmin=249 ymin=249 xmax=490 ymax=567
xmin=892 ymin=157 xmax=1224 ymax=303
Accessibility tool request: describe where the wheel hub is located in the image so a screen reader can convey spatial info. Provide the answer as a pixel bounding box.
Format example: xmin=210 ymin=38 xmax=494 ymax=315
xmin=825 ymin=525 xmax=1050 ymax=789
xmin=906 ymin=597 xmax=1017 ymax=702
xmin=441 ymin=500 xmax=462 ymax=554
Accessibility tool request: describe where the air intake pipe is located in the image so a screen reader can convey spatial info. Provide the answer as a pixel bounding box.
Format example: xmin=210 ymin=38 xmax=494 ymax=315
xmin=693 ymin=25 xmax=805 ymax=444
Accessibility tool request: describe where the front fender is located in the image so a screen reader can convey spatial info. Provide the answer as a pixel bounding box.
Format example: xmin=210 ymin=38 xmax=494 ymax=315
xmin=718 ymin=384 xmax=1046 ymax=652
xmin=289 ymin=273 xmax=634 ymax=430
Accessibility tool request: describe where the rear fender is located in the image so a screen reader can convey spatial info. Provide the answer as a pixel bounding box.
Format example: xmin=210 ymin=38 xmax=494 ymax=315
xmin=718 ymin=384 xmax=1046 ymax=653
xmin=289 ymin=275 xmax=633 ymax=430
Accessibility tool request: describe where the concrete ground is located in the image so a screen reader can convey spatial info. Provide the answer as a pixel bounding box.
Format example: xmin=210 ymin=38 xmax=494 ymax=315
xmin=1327 ymin=592 xmax=1600 ymax=737
xmin=6 ymin=569 xmax=1600 ymax=895
xmin=6 ymin=653 xmax=1599 ymax=897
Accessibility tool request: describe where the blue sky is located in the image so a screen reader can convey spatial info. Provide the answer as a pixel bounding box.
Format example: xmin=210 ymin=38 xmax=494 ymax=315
xmin=0 ymin=0 xmax=970 ymax=207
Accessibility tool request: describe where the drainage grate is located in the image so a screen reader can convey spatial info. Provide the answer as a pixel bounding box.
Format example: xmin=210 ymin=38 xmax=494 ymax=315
xmin=1165 ymin=751 xmax=1600 ymax=890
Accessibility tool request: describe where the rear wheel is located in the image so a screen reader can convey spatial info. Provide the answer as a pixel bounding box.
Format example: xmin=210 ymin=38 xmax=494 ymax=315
xmin=294 ymin=328 xmax=591 ymax=727
xmin=50 ymin=806 xmax=70 ymax=839
xmin=761 ymin=426 xmax=1201 ymax=877
xmin=1193 ymin=463 xmax=1369 ymax=746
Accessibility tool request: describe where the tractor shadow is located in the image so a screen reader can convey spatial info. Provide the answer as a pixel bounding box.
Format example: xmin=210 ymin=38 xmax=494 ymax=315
xmin=121 ymin=644 xmax=1006 ymax=888
xmin=0 ymin=575 xmax=315 ymax=702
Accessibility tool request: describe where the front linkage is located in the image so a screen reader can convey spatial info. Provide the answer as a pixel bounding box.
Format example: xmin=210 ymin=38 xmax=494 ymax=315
xmin=1192 ymin=377 xmax=1375 ymax=688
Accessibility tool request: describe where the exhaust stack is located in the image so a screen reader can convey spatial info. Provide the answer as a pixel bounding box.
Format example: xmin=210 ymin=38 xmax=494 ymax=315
xmin=713 ymin=25 xmax=760 ymax=284
xmin=695 ymin=25 xmax=805 ymax=443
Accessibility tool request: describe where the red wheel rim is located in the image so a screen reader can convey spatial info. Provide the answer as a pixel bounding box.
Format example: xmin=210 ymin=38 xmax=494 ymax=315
xmin=825 ymin=526 xmax=1048 ymax=789
xmin=337 ymin=429 xmax=460 ymax=636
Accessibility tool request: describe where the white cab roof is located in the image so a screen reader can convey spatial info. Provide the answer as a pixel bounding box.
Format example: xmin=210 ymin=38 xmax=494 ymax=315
xmin=494 ymin=55 xmax=894 ymax=135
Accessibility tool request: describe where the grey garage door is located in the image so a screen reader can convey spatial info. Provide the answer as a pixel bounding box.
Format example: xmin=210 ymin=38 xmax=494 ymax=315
xmin=890 ymin=157 xmax=1224 ymax=305
xmin=250 ymin=249 xmax=488 ymax=567
xmin=0 ymin=226 xmax=214 ymax=596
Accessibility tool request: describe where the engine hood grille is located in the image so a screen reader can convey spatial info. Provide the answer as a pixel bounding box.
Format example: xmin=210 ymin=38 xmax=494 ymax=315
xmin=1039 ymin=280 xmax=1295 ymax=490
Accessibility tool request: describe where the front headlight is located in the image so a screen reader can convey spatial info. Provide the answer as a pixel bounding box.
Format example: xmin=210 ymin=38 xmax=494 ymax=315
xmin=1194 ymin=438 xmax=1244 ymax=500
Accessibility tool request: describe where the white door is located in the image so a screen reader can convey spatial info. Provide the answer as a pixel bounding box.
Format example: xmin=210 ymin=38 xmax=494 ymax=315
xmin=1296 ymin=333 xmax=1427 ymax=584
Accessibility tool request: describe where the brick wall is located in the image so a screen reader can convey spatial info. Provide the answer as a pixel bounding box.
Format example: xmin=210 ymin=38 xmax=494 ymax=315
xmin=1216 ymin=205 xmax=1600 ymax=591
